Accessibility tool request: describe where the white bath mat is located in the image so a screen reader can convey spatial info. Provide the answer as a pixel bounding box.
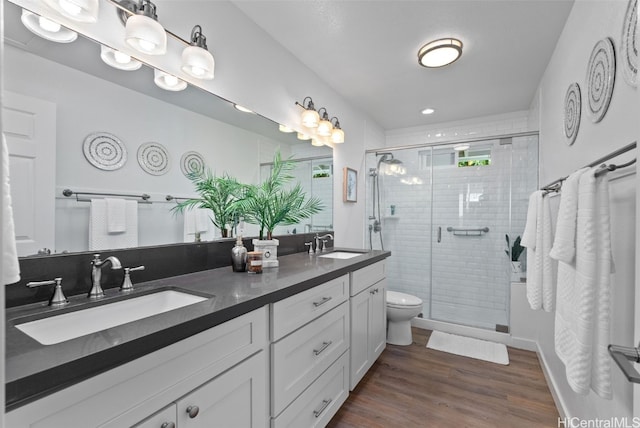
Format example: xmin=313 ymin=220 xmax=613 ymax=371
xmin=426 ymin=331 xmax=509 ymax=365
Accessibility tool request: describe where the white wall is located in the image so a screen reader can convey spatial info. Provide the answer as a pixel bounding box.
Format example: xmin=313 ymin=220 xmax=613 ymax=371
xmin=524 ymin=0 xmax=638 ymax=420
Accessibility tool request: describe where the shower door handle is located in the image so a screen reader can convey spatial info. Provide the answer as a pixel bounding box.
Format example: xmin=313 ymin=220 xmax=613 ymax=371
xmin=437 ymin=226 xmax=441 ymax=243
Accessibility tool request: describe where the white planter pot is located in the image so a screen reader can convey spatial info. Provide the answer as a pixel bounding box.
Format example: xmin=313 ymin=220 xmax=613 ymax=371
xmin=252 ymin=238 xmax=279 ymax=268
xmin=510 ymin=261 xmax=523 ymax=282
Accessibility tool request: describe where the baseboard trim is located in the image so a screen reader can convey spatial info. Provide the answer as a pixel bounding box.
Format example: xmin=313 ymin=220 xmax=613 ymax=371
xmin=536 ymin=342 xmax=568 ymax=420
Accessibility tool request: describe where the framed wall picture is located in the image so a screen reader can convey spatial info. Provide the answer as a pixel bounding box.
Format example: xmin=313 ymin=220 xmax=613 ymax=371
xmin=343 ymin=167 xmax=357 ymax=202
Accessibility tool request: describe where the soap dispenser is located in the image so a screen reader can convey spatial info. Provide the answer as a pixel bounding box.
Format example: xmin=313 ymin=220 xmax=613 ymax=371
xmin=231 ymin=236 xmax=247 ymax=272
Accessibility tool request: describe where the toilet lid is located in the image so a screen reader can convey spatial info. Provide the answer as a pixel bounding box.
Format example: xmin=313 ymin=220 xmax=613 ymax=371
xmin=386 ymin=290 xmax=422 ymax=306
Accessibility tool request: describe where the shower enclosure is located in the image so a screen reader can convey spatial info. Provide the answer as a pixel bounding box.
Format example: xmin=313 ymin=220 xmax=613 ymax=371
xmin=366 ymin=135 xmax=538 ymax=331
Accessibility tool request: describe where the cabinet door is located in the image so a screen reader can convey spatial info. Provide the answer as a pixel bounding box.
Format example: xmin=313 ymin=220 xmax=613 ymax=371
xmin=349 ymin=288 xmax=371 ymax=390
xmin=176 ymin=351 xmax=267 ymax=428
xmin=370 ymin=280 xmax=387 ymax=361
xmin=133 ymin=404 xmax=176 ymax=428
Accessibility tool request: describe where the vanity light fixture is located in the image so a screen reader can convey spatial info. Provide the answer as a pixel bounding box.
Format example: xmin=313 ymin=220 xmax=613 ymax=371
xmin=125 ymin=0 xmax=166 ymax=55
xmin=279 ymin=124 xmax=295 ymax=133
xmin=418 ymin=38 xmax=463 ymax=68
xmin=296 ymin=97 xmax=320 ymax=128
xmin=330 ymin=117 xmax=345 ymax=144
xmin=311 ymin=137 xmax=326 ymax=147
xmin=100 ymin=45 xmax=142 ymax=70
xmin=234 ymin=104 xmax=254 ymax=113
xmin=20 ymin=9 xmax=78 ymax=43
xmin=316 ymin=108 xmax=333 ymax=137
xmin=43 ymin=0 xmax=99 ymax=23
xmin=181 ymin=25 xmax=215 ymax=80
xmin=153 ymin=69 xmax=187 ymax=91
xmin=421 ymin=108 xmax=435 ymax=115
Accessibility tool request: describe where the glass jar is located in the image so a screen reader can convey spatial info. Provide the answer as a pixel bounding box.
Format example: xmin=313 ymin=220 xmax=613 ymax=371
xmin=247 ymin=251 xmax=263 ymax=274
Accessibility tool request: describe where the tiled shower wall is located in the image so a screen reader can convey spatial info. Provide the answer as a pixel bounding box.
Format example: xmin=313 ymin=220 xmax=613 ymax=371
xmin=366 ymin=135 xmax=538 ymax=330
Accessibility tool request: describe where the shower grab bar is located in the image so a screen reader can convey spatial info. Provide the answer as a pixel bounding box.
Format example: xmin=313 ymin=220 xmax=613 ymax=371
xmin=608 ymin=344 xmax=640 ymax=383
xmin=446 ymin=226 xmax=489 ymax=236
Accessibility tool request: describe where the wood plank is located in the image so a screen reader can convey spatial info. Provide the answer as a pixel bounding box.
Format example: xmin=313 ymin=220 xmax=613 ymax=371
xmin=328 ymin=328 xmax=559 ymax=427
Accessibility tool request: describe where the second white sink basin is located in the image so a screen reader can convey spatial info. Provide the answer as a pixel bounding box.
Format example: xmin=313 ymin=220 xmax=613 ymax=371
xmin=16 ymin=290 xmax=208 ymax=345
xmin=319 ymin=251 xmax=363 ymax=259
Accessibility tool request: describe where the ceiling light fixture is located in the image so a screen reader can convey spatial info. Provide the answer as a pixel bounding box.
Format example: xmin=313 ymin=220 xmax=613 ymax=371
xmin=100 ymin=45 xmax=142 ymax=70
xmin=330 ymin=117 xmax=344 ymax=144
xmin=153 ymin=69 xmax=187 ymax=91
xmin=43 ymin=0 xmax=99 ymax=23
xmin=316 ymin=108 xmax=333 ymax=137
xmin=418 ymin=38 xmax=462 ymax=68
xmin=125 ymin=0 xmax=166 ymax=55
xmin=296 ymin=97 xmax=320 ymax=128
xmin=421 ymin=108 xmax=435 ymax=115
xmin=181 ymin=25 xmax=215 ymax=80
xmin=20 ymin=9 xmax=78 ymax=43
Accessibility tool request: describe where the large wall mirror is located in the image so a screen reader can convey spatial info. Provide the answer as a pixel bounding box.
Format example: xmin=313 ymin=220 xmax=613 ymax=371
xmin=2 ymin=0 xmax=333 ymax=257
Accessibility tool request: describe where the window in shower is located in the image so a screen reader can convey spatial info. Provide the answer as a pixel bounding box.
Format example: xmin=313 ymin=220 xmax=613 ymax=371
xmin=457 ymin=147 xmax=492 ymax=167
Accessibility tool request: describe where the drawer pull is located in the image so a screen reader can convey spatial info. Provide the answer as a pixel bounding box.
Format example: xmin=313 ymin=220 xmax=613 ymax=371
xmin=313 ymin=296 xmax=332 ymax=307
xmin=161 ymin=423 xmax=176 ymax=428
xmin=313 ymin=398 xmax=333 ymax=418
xmin=186 ymin=405 xmax=199 ymax=418
xmin=313 ymin=341 xmax=332 ymax=356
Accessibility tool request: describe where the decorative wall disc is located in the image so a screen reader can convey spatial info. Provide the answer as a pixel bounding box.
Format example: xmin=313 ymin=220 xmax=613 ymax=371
xmin=137 ymin=142 xmax=170 ymax=175
xmin=180 ymin=151 xmax=206 ymax=177
xmin=564 ymin=83 xmax=581 ymax=146
xmin=586 ymin=37 xmax=616 ymax=123
xmin=82 ymin=132 xmax=127 ymax=171
xmin=621 ymin=0 xmax=638 ymax=87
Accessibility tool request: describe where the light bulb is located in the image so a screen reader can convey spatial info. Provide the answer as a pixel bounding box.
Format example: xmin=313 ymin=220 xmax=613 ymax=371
xmin=154 ymin=69 xmax=187 ymax=91
xmin=137 ymin=39 xmax=156 ymax=53
xmin=39 ymin=16 xmax=61 ymax=32
xmin=114 ymin=51 xmax=131 ymax=64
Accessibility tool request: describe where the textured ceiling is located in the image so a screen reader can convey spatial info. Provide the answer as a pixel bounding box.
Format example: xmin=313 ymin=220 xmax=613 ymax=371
xmin=233 ymin=0 xmax=575 ymax=131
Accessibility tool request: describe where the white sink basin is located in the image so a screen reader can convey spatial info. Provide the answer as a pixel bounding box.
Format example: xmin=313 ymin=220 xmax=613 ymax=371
xmin=318 ymin=251 xmax=363 ymax=260
xmin=16 ymin=290 xmax=208 ymax=345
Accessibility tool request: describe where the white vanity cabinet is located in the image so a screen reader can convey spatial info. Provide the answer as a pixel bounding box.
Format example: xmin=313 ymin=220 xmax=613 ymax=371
xmin=349 ymin=261 xmax=387 ymax=390
xmin=6 ymin=306 xmax=269 ymax=428
xmin=270 ymin=274 xmax=350 ymax=427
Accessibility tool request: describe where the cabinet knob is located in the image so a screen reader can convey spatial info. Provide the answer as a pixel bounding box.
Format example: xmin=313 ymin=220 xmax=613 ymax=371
xmin=160 ymin=423 xmax=176 ymax=428
xmin=186 ymin=405 xmax=200 ymax=418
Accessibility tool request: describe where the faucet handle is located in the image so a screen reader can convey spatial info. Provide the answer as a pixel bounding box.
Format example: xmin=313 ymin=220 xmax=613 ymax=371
xmin=305 ymin=242 xmax=314 ymax=255
xmin=321 ymin=239 xmax=328 ymax=252
xmin=26 ymin=277 xmax=68 ymax=307
xmin=121 ymin=266 xmax=145 ymax=292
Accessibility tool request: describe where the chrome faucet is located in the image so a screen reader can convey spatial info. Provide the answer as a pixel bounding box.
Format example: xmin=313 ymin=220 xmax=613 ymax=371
xmin=90 ymin=254 xmax=122 ymax=299
xmin=317 ymin=234 xmax=334 ymax=252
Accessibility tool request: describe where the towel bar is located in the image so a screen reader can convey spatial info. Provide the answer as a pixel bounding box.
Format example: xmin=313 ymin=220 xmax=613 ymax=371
xmin=608 ymin=344 xmax=640 ymax=383
xmin=446 ymin=226 xmax=489 ymax=236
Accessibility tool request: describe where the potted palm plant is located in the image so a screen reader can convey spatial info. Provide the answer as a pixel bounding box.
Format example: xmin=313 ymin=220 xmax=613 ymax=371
xmin=172 ymin=170 xmax=244 ymax=238
xmin=505 ymin=234 xmax=525 ymax=281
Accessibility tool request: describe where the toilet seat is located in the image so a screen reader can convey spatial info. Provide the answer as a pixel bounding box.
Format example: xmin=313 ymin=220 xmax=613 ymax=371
xmin=386 ymin=290 xmax=422 ymax=308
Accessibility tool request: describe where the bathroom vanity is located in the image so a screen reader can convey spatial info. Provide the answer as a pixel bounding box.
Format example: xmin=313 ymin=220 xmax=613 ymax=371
xmin=5 ymin=249 xmax=389 ymax=427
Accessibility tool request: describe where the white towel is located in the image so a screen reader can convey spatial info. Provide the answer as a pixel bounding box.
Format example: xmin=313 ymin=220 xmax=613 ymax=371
xmin=521 ymin=190 xmax=543 ymax=310
xmin=105 ymin=198 xmax=127 ymax=233
xmin=550 ymin=168 xmax=589 ymax=263
xmin=540 ymin=195 xmax=556 ymax=311
xmin=554 ymin=167 xmax=613 ymax=399
xmin=2 ymin=134 xmax=20 ymax=285
xmin=89 ymin=199 xmax=138 ymax=250
xmin=183 ymin=208 xmax=213 ymax=242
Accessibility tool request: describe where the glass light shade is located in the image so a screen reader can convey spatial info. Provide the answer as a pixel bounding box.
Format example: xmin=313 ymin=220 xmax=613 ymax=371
xmin=301 ymin=109 xmax=319 ymax=128
xmin=126 ymin=14 xmax=167 ymax=55
xmin=331 ymin=127 xmax=345 ymax=144
xmin=181 ymin=45 xmax=215 ymax=80
xmin=297 ymin=132 xmax=311 ymax=141
xmin=418 ymin=38 xmax=462 ymax=68
xmin=311 ymin=137 xmax=326 ymax=147
xmin=44 ymin=0 xmax=99 ymax=22
xmin=279 ymin=124 xmax=295 ymax=133
xmin=317 ymin=118 xmax=333 ymax=137
xmin=100 ymin=45 xmax=142 ymax=71
xmin=154 ymin=69 xmax=187 ymax=91
xmin=21 ymin=9 xmax=77 ymax=43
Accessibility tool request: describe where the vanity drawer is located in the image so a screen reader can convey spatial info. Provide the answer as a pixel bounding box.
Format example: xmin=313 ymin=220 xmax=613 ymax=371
xmin=272 ymin=350 xmax=349 ymax=428
xmin=271 ymin=274 xmax=348 ymax=341
xmin=350 ymin=261 xmax=385 ymax=296
xmin=271 ymin=301 xmax=349 ymax=416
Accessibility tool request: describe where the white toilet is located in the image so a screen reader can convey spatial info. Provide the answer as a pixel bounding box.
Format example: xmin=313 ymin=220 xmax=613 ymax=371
xmin=386 ymin=290 xmax=423 ymax=346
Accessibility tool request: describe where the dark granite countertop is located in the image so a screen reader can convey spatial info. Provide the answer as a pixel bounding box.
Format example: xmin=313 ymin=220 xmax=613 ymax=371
xmin=5 ymin=248 xmax=390 ymax=411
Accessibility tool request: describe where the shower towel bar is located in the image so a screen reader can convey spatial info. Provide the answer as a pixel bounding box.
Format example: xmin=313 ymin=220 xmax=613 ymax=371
xmin=62 ymin=189 xmax=152 ymax=204
xmin=608 ymin=344 xmax=640 ymax=383
xmin=446 ymin=226 xmax=489 ymax=236
xmin=541 ymin=141 xmax=636 ymax=191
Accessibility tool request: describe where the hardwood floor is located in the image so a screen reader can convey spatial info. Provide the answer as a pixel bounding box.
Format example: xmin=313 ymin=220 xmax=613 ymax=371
xmin=328 ymin=328 xmax=559 ymax=428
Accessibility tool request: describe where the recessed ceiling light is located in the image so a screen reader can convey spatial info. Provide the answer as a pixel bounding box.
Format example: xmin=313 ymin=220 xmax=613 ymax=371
xmin=234 ymin=104 xmax=253 ymax=113
xmin=418 ymin=38 xmax=463 ymax=68
xmin=421 ymin=108 xmax=435 ymax=115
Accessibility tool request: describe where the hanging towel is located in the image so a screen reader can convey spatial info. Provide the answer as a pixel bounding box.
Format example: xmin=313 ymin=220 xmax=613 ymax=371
xmin=550 ymin=168 xmax=589 ymax=263
xmin=2 ymin=134 xmax=20 ymax=285
xmin=521 ymin=190 xmax=543 ymax=310
xmin=540 ymin=195 xmax=556 ymax=311
xmin=105 ymin=198 xmax=127 ymax=233
xmin=89 ymin=199 xmax=138 ymax=250
xmin=554 ymin=167 xmax=613 ymax=399
xmin=183 ymin=208 xmax=213 ymax=242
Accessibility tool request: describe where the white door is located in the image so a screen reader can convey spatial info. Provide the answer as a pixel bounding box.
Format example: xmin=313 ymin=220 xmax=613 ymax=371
xmin=2 ymin=91 xmax=56 ymax=256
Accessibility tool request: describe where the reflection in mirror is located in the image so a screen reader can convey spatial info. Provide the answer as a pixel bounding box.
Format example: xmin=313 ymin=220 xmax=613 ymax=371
xmin=2 ymin=0 xmax=332 ymax=257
